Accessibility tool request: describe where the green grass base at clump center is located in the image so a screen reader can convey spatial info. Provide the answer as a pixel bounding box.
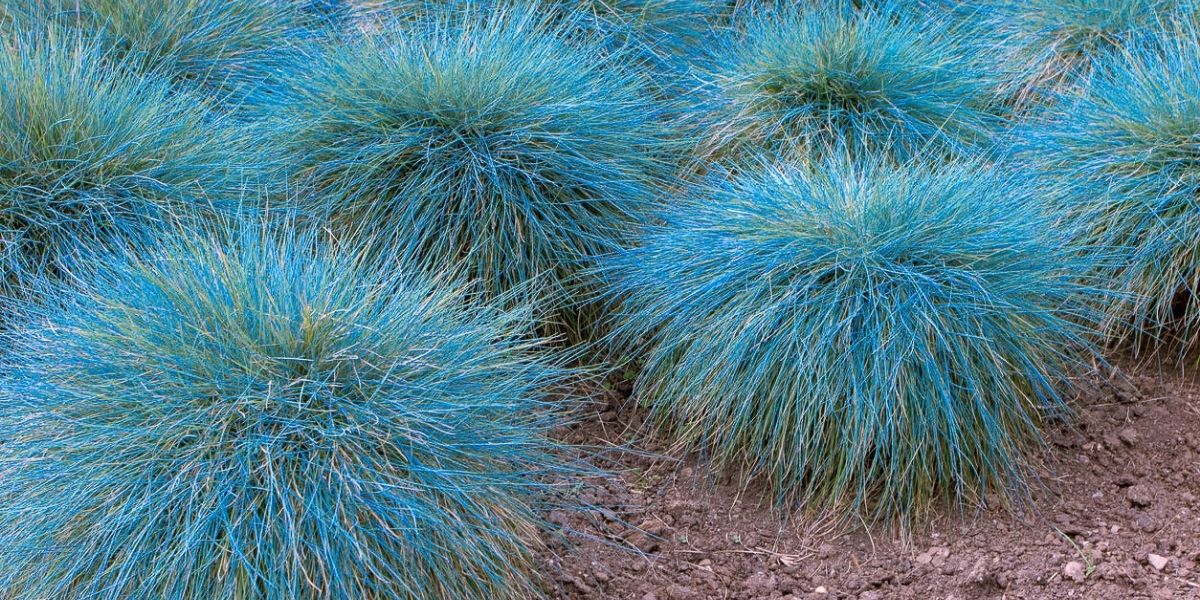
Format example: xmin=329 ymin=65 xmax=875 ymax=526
xmin=695 ymin=1 xmax=1001 ymax=165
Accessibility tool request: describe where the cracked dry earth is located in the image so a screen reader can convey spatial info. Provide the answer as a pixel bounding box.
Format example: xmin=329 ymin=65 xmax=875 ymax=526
xmin=539 ymin=361 xmax=1200 ymax=599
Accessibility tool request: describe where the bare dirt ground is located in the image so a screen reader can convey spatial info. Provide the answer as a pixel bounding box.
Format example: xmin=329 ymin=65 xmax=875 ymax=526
xmin=539 ymin=360 xmax=1200 ymax=599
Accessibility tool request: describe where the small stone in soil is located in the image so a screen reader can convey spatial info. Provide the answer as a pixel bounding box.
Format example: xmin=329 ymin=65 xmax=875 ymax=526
xmin=1127 ymin=485 xmax=1154 ymax=508
xmin=1054 ymin=513 xmax=1084 ymax=535
xmin=1063 ymin=561 xmax=1086 ymax=583
xmin=1118 ymin=427 xmax=1139 ymax=446
xmin=1136 ymin=514 xmax=1159 ymax=532
xmin=1147 ymin=554 xmax=1169 ymax=571
xmin=626 ymin=532 xmax=660 ymax=553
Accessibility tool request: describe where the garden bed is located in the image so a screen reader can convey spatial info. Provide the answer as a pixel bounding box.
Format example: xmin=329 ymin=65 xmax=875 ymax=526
xmin=543 ymin=361 xmax=1200 ymax=599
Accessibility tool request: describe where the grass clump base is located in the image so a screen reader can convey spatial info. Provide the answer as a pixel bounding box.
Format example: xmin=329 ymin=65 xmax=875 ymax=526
xmin=602 ymin=157 xmax=1102 ymax=525
xmin=0 ymin=219 xmax=578 ymax=599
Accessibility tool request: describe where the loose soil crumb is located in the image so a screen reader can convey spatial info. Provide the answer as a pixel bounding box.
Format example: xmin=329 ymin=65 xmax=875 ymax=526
xmin=539 ymin=361 xmax=1200 ymax=599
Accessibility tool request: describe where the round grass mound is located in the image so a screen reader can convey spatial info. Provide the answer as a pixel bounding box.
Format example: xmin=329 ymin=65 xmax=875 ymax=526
xmin=544 ymin=0 xmax=720 ymax=89
xmin=699 ymin=2 xmax=997 ymax=164
xmin=375 ymin=0 xmax=719 ymax=82
xmin=298 ymin=0 xmax=354 ymax=29
xmin=1023 ymin=23 xmax=1200 ymax=351
xmin=601 ymin=157 xmax=1102 ymax=524
xmin=5 ymin=0 xmax=308 ymax=107
xmin=0 ymin=220 xmax=577 ymax=599
xmin=976 ymin=0 xmax=1193 ymax=110
xmin=277 ymin=9 xmax=669 ymax=335
xmin=0 ymin=35 xmax=249 ymax=316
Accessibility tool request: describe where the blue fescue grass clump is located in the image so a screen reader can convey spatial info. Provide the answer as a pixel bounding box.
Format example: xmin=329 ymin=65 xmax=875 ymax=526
xmin=698 ymin=2 xmax=998 ymax=164
xmin=4 ymin=0 xmax=309 ymax=108
xmin=375 ymin=0 xmax=719 ymax=86
xmin=297 ymin=0 xmax=354 ymax=29
xmin=977 ymin=0 xmax=1194 ymax=110
xmin=1021 ymin=24 xmax=1200 ymax=351
xmin=723 ymin=0 xmax=961 ymax=23
xmin=276 ymin=9 xmax=670 ymax=335
xmin=0 ymin=34 xmax=250 ymax=316
xmin=546 ymin=0 xmax=720 ymax=89
xmin=600 ymin=157 xmax=1103 ymax=524
xmin=0 ymin=218 xmax=579 ymax=600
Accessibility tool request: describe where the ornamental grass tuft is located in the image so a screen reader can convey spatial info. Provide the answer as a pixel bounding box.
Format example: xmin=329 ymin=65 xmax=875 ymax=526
xmin=601 ymin=156 xmax=1103 ymax=525
xmin=375 ymin=0 xmax=719 ymax=84
xmin=5 ymin=0 xmax=310 ymax=107
xmin=0 ymin=34 xmax=250 ymax=317
xmin=699 ymin=2 xmax=998 ymax=164
xmin=977 ymin=0 xmax=1194 ymax=109
xmin=0 ymin=218 xmax=579 ymax=599
xmin=276 ymin=8 xmax=670 ymax=335
xmin=1022 ymin=23 xmax=1200 ymax=352
xmin=546 ymin=0 xmax=720 ymax=88
xmin=298 ymin=0 xmax=354 ymax=29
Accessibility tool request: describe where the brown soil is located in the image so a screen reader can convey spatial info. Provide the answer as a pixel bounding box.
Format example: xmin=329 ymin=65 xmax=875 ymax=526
xmin=539 ymin=361 xmax=1200 ymax=599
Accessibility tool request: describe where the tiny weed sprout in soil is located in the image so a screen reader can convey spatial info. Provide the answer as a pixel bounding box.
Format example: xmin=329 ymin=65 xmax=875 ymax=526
xmin=601 ymin=157 xmax=1103 ymax=525
xmin=700 ymin=2 xmax=997 ymax=164
xmin=0 ymin=35 xmax=248 ymax=319
xmin=5 ymin=0 xmax=310 ymax=108
xmin=1025 ymin=23 xmax=1200 ymax=352
xmin=975 ymin=0 xmax=1196 ymax=110
xmin=276 ymin=8 xmax=669 ymax=337
xmin=0 ymin=219 xmax=579 ymax=600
